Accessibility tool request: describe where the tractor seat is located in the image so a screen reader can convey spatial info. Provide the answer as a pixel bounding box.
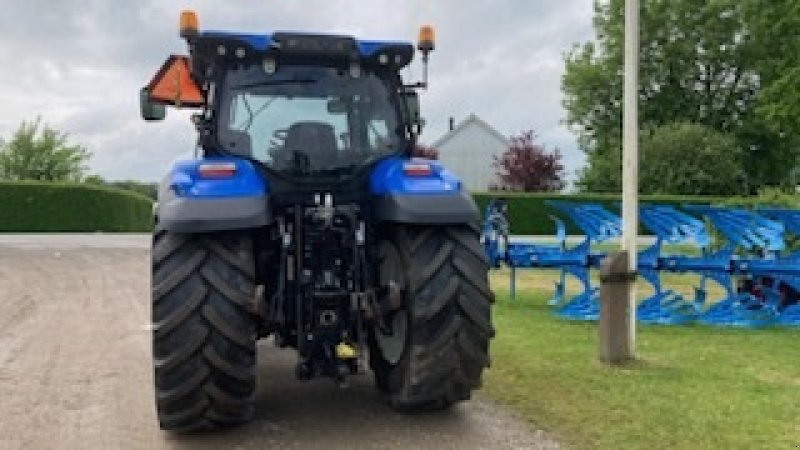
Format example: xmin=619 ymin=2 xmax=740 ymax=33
xmin=283 ymin=122 xmax=339 ymax=170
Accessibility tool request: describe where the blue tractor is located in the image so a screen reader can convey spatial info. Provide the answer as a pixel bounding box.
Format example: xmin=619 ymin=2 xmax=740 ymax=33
xmin=141 ymin=11 xmax=493 ymax=431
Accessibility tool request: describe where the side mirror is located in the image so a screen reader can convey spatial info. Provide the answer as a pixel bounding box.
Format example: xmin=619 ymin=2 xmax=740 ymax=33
xmin=140 ymin=88 xmax=166 ymax=121
xmin=403 ymin=91 xmax=425 ymax=134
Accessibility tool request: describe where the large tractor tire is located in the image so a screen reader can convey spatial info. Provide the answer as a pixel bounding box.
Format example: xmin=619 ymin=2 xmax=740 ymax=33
xmin=151 ymin=230 xmax=258 ymax=431
xmin=370 ymin=224 xmax=494 ymax=411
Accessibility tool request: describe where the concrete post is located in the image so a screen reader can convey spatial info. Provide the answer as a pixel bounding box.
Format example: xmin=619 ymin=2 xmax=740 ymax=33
xmin=598 ymin=251 xmax=636 ymax=363
xmin=509 ymin=265 xmax=516 ymax=301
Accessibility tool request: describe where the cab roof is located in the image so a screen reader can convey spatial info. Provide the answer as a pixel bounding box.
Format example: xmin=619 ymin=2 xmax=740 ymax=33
xmin=201 ymin=31 xmax=412 ymax=57
xmin=188 ymin=31 xmax=415 ymax=77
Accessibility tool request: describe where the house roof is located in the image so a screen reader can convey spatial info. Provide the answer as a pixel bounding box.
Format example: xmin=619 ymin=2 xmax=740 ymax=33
xmin=430 ymin=113 xmax=510 ymax=149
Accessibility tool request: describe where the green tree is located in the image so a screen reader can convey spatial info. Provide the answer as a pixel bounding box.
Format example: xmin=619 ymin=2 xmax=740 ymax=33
xmin=574 ymin=140 xmax=621 ymax=193
xmin=0 ymin=118 xmax=91 ymax=182
xmin=640 ymin=123 xmax=744 ymax=195
xmin=563 ymin=0 xmax=798 ymax=191
xmin=745 ymin=0 xmax=800 ymax=169
xmin=83 ymin=174 xmax=106 ymax=185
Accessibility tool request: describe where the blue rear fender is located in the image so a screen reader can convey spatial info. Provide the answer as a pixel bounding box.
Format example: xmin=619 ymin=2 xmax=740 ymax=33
xmin=370 ymin=157 xmax=479 ymax=225
xmin=156 ymin=157 xmax=271 ymax=232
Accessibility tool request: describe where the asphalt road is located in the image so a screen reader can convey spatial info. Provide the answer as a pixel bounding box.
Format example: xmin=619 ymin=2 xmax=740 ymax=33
xmin=0 ymin=234 xmax=559 ymax=450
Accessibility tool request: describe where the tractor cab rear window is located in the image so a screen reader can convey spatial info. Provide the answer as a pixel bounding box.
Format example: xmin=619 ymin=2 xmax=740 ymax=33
xmin=217 ymin=65 xmax=403 ymax=176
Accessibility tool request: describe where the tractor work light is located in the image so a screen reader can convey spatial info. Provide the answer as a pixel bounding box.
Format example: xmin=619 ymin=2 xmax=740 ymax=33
xmin=263 ymin=57 xmax=277 ymax=74
xmin=349 ymin=61 xmax=361 ymax=78
xmin=197 ymin=162 xmax=237 ymax=179
xmin=417 ymin=25 xmax=435 ymax=53
xmin=179 ymin=10 xmax=199 ymax=38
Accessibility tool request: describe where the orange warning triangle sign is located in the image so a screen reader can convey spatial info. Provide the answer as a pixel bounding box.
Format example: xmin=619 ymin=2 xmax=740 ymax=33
xmin=147 ymin=55 xmax=204 ymax=107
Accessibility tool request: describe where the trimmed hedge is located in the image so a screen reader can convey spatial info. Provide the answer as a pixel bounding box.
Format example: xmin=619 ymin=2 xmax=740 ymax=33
xmin=472 ymin=192 xmax=728 ymax=235
xmin=0 ymin=181 xmax=780 ymax=235
xmin=0 ymin=181 xmax=153 ymax=232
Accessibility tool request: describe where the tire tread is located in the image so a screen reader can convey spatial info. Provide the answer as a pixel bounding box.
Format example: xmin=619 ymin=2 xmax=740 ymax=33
xmin=152 ymin=231 xmax=257 ymax=432
xmin=375 ymin=224 xmax=492 ymax=411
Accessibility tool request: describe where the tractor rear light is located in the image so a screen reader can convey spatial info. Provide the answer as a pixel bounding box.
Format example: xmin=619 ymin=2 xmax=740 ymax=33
xmin=197 ymin=162 xmax=237 ymax=179
xmin=403 ymin=162 xmax=432 ymax=177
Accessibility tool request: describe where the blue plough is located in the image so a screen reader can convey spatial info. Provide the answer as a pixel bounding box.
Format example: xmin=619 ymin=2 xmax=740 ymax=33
xmin=635 ymin=204 xmax=709 ymax=325
xmin=481 ymin=200 xmax=800 ymax=327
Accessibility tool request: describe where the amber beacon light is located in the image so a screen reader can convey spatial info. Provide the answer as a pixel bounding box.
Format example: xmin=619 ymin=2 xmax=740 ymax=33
xmin=417 ymin=25 xmax=435 ymax=53
xmin=179 ymin=10 xmax=199 ymax=38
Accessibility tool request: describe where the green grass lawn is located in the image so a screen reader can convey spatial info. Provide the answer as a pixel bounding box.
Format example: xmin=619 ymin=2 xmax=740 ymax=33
xmin=484 ymin=269 xmax=800 ymax=450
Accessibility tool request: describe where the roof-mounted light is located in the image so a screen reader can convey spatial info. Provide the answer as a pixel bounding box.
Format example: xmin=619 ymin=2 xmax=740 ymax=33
xmin=349 ymin=61 xmax=361 ymax=78
xmin=412 ymin=25 xmax=436 ymax=90
xmin=179 ymin=10 xmax=199 ymax=38
xmin=272 ymin=33 xmax=357 ymax=59
xmin=417 ymin=25 xmax=435 ymax=53
xmin=263 ymin=57 xmax=277 ymax=74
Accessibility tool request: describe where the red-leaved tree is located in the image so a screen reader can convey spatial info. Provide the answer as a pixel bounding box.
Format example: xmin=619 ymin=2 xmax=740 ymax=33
xmin=493 ymin=130 xmax=565 ymax=191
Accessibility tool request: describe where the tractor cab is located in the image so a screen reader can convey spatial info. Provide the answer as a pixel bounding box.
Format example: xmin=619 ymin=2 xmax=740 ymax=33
xmin=142 ymin=12 xmax=430 ymax=186
xmin=218 ymin=60 xmax=402 ymax=177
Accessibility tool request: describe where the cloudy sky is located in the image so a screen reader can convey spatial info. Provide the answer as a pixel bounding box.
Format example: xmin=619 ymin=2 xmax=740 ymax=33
xmin=0 ymin=1 xmax=594 ymax=182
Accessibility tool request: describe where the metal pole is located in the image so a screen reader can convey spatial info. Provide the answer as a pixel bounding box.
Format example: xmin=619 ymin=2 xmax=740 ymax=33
xmin=619 ymin=0 xmax=639 ymax=358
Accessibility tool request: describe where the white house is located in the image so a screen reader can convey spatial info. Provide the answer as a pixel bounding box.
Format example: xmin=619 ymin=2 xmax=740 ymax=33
xmin=430 ymin=114 xmax=509 ymax=192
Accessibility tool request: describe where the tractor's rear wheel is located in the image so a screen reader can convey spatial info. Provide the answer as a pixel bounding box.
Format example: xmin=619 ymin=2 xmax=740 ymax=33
xmin=151 ymin=230 xmax=258 ymax=431
xmin=370 ymin=224 xmax=494 ymax=411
